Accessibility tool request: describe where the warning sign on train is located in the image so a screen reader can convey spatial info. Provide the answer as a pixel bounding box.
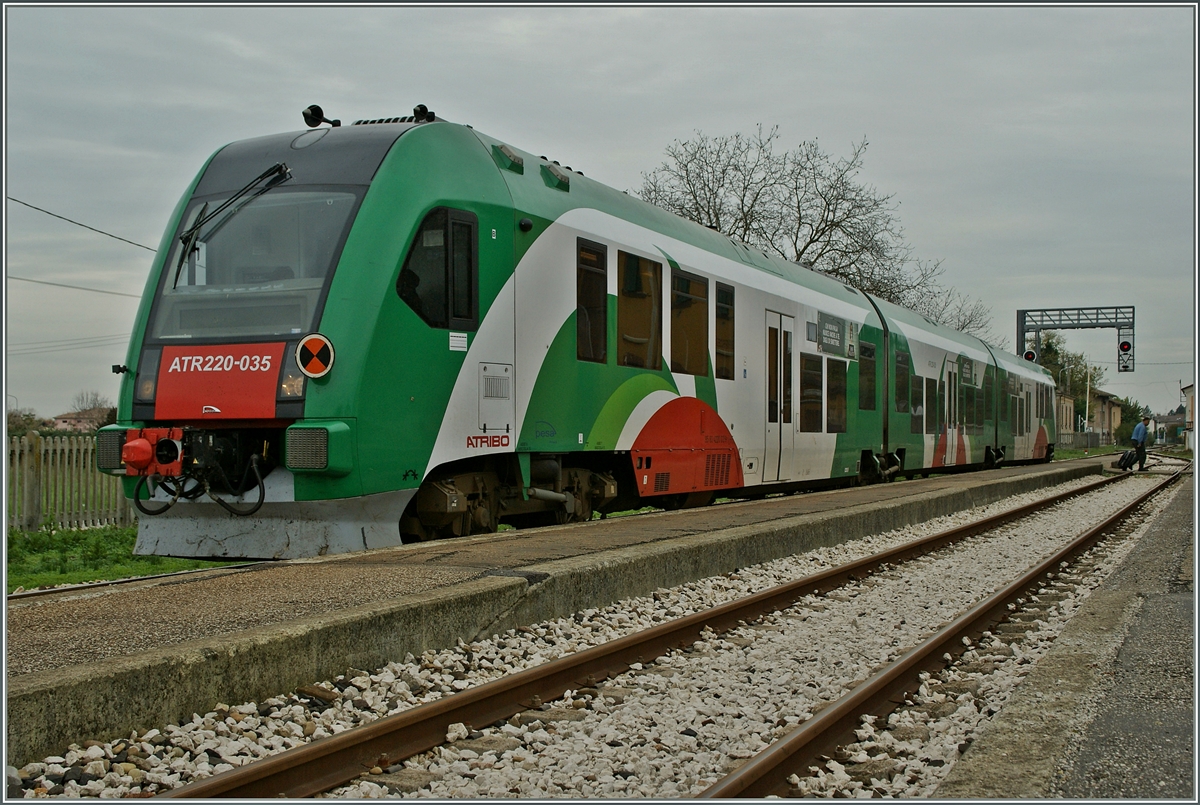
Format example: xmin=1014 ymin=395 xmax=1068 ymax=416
xmin=297 ymin=334 xmax=335 ymax=379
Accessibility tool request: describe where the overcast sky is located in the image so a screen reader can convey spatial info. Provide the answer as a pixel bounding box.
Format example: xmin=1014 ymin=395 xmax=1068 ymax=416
xmin=4 ymin=5 xmax=1196 ymax=420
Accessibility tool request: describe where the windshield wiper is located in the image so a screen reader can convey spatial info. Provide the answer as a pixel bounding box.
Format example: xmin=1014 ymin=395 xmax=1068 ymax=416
xmin=171 ymin=201 xmax=209 ymax=290
xmin=172 ymin=162 xmax=291 ymax=288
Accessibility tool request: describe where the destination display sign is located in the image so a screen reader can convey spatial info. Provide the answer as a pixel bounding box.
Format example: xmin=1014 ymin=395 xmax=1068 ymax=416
xmin=817 ymin=312 xmax=846 ymax=357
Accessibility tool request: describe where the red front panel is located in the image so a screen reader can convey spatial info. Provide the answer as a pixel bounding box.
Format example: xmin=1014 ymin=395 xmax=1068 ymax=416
xmin=155 ymin=343 xmax=286 ymax=420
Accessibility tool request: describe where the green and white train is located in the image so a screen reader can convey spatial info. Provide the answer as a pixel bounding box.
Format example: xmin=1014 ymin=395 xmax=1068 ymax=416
xmin=97 ymin=105 xmax=1057 ymax=559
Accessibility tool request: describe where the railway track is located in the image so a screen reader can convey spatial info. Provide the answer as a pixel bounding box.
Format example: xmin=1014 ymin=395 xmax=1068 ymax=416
xmin=145 ymin=467 xmax=1182 ymax=799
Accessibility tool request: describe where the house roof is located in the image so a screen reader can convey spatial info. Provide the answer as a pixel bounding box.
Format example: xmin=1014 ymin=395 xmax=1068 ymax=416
xmin=52 ymin=406 xmax=111 ymax=420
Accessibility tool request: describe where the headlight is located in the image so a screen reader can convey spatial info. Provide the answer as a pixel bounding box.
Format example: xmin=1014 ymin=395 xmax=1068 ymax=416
xmin=135 ymin=348 xmax=161 ymax=402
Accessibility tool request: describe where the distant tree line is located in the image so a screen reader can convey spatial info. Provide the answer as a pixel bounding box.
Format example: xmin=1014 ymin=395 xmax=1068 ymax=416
xmin=6 ymin=390 xmax=115 ymax=438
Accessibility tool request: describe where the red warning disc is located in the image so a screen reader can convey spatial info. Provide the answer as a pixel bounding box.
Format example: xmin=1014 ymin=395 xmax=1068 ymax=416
xmin=296 ymin=333 xmax=335 ymax=379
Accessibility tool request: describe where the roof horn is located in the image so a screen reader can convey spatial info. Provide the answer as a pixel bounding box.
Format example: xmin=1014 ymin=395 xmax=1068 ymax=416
xmin=302 ymin=105 xmax=341 ymax=128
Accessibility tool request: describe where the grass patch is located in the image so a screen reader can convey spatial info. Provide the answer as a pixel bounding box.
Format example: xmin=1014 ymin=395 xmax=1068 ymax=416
xmin=1052 ymin=444 xmax=1123 ymax=462
xmin=6 ymin=525 xmax=240 ymax=594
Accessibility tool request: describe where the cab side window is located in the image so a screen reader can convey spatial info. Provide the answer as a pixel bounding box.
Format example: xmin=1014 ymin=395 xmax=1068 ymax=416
xmin=397 ymin=208 xmax=478 ymax=330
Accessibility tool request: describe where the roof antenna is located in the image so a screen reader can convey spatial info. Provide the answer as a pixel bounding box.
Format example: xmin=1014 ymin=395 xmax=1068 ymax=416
xmin=302 ymin=105 xmax=341 ymax=128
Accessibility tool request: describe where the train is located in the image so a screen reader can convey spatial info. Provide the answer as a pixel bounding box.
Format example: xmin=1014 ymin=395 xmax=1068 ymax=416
xmin=96 ymin=104 xmax=1058 ymax=559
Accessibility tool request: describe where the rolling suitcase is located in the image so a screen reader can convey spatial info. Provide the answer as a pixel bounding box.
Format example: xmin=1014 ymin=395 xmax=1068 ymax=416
xmin=1117 ymin=449 xmax=1138 ymax=471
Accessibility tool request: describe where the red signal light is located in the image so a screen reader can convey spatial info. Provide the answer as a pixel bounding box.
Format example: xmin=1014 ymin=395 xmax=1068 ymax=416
xmin=1023 ymin=350 xmax=1037 ymax=361
xmin=1119 ymin=340 xmax=1132 ymax=353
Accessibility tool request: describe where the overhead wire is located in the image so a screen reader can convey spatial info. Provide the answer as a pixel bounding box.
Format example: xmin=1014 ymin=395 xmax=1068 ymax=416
xmin=8 ymin=334 xmax=129 ymax=353
xmin=8 ymin=337 xmax=129 ymax=357
xmin=7 ymin=275 xmax=142 ymax=298
xmin=8 ymin=333 xmax=130 ymax=348
xmin=7 ymin=196 xmax=157 ymax=252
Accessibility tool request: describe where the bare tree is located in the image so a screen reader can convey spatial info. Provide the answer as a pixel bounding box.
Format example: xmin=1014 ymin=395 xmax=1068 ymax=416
xmin=638 ymin=127 xmax=998 ymax=339
xmin=905 ymin=281 xmax=1008 ymax=349
xmin=638 ymin=125 xmax=782 ymax=245
xmin=70 ymin=390 xmax=112 ymax=413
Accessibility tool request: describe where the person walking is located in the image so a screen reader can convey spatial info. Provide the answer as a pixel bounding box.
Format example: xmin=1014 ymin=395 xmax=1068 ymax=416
xmin=1131 ymin=415 xmax=1150 ymax=471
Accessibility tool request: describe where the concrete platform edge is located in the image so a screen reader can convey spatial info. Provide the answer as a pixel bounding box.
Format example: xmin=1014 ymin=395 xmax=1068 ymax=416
xmin=6 ymin=575 xmax=526 ymax=766
xmin=6 ymin=463 xmax=1097 ymax=766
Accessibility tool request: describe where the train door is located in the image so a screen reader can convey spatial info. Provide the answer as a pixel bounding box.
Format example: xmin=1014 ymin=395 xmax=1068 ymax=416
xmin=764 ymin=311 xmax=795 ymax=482
xmin=942 ymin=360 xmax=961 ymax=465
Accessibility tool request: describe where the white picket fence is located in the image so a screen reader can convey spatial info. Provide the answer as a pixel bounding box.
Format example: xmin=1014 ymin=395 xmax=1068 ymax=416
xmin=6 ymin=433 xmax=135 ymax=531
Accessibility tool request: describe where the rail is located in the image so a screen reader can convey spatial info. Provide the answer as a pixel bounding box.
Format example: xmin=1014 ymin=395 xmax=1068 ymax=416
xmin=698 ymin=467 xmax=1183 ymax=797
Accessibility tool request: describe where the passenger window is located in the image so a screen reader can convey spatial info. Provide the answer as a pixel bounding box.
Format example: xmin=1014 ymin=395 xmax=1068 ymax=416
xmin=397 ymin=207 xmax=478 ymax=330
xmin=963 ymin=383 xmax=975 ymax=432
xmin=768 ymin=327 xmax=779 ymax=424
xmin=800 ymin=353 xmax=823 ymax=433
xmin=911 ymin=375 xmax=924 ymax=434
xmin=894 ymin=352 xmax=910 ymax=413
xmin=576 ymin=239 xmax=607 ymax=363
xmin=671 ymin=270 xmax=708 ymax=376
xmin=939 ymin=377 xmax=947 ymax=430
xmin=984 ymin=373 xmax=994 ymax=421
xmin=858 ymin=342 xmax=876 ymax=411
xmin=925 ymin=377 xmax=938 ymax=435
xmin=782 ymin=330 xmax=793 ymax=424
xmin=827 ymin=358 xmax=847 ymax=433
xmin=715 ymin=283 xmax=735 ymax=380
xmin=617 ymin=251 xmax=662 ymax=369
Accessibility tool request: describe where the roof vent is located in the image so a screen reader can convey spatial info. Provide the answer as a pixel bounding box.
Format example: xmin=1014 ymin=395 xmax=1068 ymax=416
xmin=541 ymin=162 xmax=570 ymax=192
xmin=352 ymin=104 xmax=438 ymax=126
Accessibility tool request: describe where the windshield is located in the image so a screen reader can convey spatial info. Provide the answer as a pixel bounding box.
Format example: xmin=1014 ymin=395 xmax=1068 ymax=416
xmin=148 ymin=187 xmax=362 ymax=341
